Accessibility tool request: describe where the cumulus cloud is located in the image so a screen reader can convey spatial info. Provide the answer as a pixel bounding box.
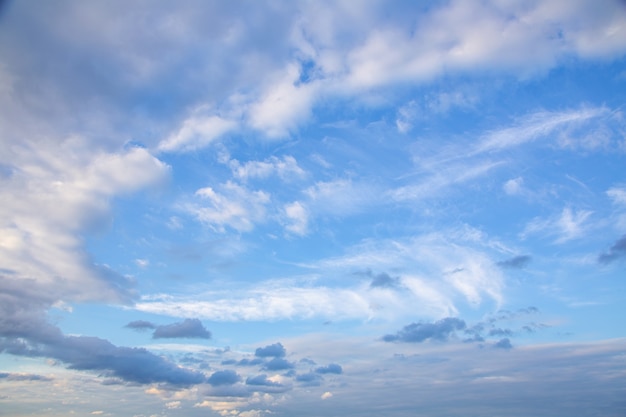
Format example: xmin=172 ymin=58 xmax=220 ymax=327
xmin=263 ymin=358 xmax=294 ymax=371
xmin=255 ymin=343 xmax=286 ymax=358
xmin=383 ymin=318 xmax=467 ymax=343
xmin=296 ymin=372 xmax=322 ymax=386
xmin=245 ymin=374 xmax=291 ymax=393
xmin=152 ymin=318 xmax=211 ymax=339
xmin=315 ymin=364 xmax=342 ymax=374
xmin=208 ymin=370 xmax=241 ymax=386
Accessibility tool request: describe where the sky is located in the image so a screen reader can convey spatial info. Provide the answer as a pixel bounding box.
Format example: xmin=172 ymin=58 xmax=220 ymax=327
xmin=1 ymin=0 xmax=626 ymax=416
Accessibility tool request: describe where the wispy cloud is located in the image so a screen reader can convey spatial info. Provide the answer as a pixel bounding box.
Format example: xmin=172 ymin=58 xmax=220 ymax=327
xmin=522 ymin=207 xmax=593 ymax=243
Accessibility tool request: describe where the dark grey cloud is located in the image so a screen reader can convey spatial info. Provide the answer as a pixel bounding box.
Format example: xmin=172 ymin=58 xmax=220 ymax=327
xmin=315 ymin=364 xmax=343 ymax=374
xmin=152 ymin=318 xmax=211 ymax=339
xmin=497 ymin=255 xmax=531 ymax=269
xmin=383 ymin=318 xmax=466 ymax=343
xmin=494 ymin=338 xmax=513 ymax=349
xmin=255 ymin=342 xmax=286 ymax=358
xmin=263 ymin=357 xmax=294 ymax=371
xmin=207 ymin=370 xmax=241 ymax=386
xmin=598 ymin=235 xmax=626 ymax=264
xmin=124 ymin=320 xmax=156 ymax=331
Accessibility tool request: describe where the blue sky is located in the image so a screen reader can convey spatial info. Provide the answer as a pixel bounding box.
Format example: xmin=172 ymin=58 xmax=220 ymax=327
xmin=1 ymin=0 xmax=626 ymax=416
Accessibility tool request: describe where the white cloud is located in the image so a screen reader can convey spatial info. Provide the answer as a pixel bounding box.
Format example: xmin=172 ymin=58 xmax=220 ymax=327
xmin=607 ymin=186 xmax=626 ymax=205
xmin=476 ymin=107 xmax=608 ymax=153
xmin=321 ymin=392 xmax=333 ymax=400
xmin=0 ymin=138 xmax=169 ymax=304
xmin=283 ymin=201 xmax=309 ymax=236
xmin=503 ymin=177 xmax=524 ymax=196
xmin=229 ymin=155 xmax=306 ymax=182
xmin=248 ymin=63 xmax=319 ymax=138
xmin=165 ymin=401 xmax=181 ymax=409
xmin=158 ymin=114 xmax=237 ymax=152
xmin=304 ymin=178 xmax=377 ymax=216
xmin=137 ymin=231 xmax=504 ymax=322
xmin=522 ymin=207 xmax=593 ymax=243
xmin=189 ymin=181 xmax=270 ymax=233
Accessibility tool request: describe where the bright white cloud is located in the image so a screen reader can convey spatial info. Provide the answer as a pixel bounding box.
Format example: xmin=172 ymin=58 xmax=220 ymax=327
xmin=0 ymin=139 xmax=169 ymax=304
xmin=158 ymin=114 xmax=237 ymax=152
xmin=248 ymin=63 xmax=319 ymax=138
xmin=189 ymin=181 xmax=270 ymax=232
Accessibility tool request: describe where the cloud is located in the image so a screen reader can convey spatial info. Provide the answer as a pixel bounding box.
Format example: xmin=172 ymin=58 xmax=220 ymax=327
xmin=296 ymin=372 xmax=322 ymax=386
xmin=607 ymin=186 xmax=626 ymax=205
xmin=476 ymin=108 xmax=608 ymax=153
xmin=234 ymin=358 xmax=265 ymax=367
xmin=244 ymin=374 xmax=291 ymax=393
xmin=189 ymin=181 xmax=270 ymax=233
xmin=0 ymin=318 xmax=205 ymax=386
xmin=368 ymin=272 xmax=400 ymax=289
xmin=321 ymin=391 xmax=333 ymax=400
xmin=208 ymin=370 xmax=241 ymax=386
xmin=315 ymin=364 xmax=342 ymax=375
xmin=283 ymin=201 xmax=309 ymax=236
xmin=497 ymin=255 xmax=531 ymax=269
xmin=263 ymin=358 xmax=294 ymax=371
xmin=228 ymin=155 xmax=306 ymax=182
xmin=0 ymin=372 xmax=52 ymax=382
xmin=255 ymin=343 xmax=286 ymax=358
xmin=152 ymin=319 xmax=211 ymax=339
xmin=522 ymin=207 xmax=593 ymax=243
xmin=383 ymin=318 xmax=467 ymax=343
xmin=494 ymin=338 xmax=513 ymax=349
xmin=598 ymin=235 xmax=626 ymax=264
xmin=124 ymin=320 xmax=156 ymax=331
xmin=158 ymin=114 xmax=237 ymax=153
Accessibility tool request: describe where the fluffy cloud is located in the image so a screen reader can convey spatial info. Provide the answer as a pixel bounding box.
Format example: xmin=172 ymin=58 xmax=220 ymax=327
xmin=315 ymin=364 xmax=342 ymax=375
xmin=255 ymin=343 xmax=286 ymax=358
xmin=189 ymin=181 xmax=270 ymax=232
xmin=208 ymin=370 xmax=241 ymax=386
